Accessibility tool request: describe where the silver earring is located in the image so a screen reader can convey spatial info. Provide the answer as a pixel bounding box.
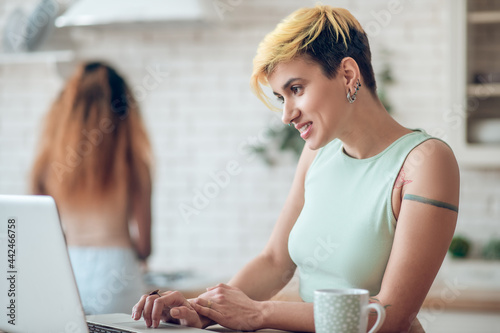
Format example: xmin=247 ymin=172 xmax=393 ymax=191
xmin=347 ymin=79 xmax=361 ymax=104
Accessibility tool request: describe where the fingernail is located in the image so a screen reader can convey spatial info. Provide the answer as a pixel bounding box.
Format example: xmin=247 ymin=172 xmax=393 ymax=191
xmin=131 ymin=312 xmax=135 ymax=319
xmin=171 ymin=308 xmax=179 ymax=316
xmin=153 ymin=319 xmax=158 ymax=328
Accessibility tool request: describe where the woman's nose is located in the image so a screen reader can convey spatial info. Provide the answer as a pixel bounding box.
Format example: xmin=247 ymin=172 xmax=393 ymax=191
xmin=281 ymin=111 xmax=289 ymax=125
xmin=281 ymin=102 xmax=299 ymax=125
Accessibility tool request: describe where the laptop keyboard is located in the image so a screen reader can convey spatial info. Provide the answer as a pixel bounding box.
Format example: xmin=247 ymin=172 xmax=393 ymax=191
xmin=87 ymin=323 xmax=135 ymax=333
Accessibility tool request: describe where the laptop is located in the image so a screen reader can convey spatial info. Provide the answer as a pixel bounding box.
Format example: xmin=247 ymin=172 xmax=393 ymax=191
xmin=0 ymin=195 xmax=206 ymax=333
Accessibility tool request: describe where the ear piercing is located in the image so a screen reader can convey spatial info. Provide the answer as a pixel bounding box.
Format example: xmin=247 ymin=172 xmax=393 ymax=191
xmin=347 ymin=79 xmax=361 ymax=103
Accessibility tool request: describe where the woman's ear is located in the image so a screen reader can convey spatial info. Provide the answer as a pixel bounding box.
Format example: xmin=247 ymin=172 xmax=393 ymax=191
xmin=340 ymin=57 xmax=360 ymax=89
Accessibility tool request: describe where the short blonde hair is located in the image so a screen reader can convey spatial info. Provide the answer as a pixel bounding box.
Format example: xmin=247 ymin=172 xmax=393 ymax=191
xmin=250 ymin=5 xmax=376 ymax=109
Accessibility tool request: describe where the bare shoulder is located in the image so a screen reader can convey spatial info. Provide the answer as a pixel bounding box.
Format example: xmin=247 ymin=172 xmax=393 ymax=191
xmin=402 ymin=139 xmax=460 ymax=205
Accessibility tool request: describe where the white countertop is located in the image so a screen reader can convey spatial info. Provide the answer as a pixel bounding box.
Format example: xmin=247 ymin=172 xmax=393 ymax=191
xmin=418 ymin=309 xmax=500 ymax=333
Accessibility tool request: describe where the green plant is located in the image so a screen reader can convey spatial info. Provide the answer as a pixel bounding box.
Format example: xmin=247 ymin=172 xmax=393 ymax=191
xmin=377 ymin=48 xmax=395 ymax=113
xmin=482 ymin=239 xmax=500 ymax=260
xmin=251 ymin=125 xmax=305 ymax=166
xmin=448 ymin=235 xmax=471 ymax=258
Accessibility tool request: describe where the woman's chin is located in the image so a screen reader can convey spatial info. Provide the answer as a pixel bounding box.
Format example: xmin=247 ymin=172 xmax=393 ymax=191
xmin=306 ymin=140 xmax=321 ymax=151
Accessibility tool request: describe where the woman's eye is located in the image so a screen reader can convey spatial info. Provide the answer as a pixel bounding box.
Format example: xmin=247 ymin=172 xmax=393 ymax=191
xmin=291 ymin=86 xmax=302 ymax=94
xmin=277 ymin=96 xmax=284 ymax=104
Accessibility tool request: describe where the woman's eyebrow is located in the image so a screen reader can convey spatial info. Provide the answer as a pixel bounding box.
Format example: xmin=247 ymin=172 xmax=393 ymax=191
xmin=273 ymin=77 xmax=301 ymax=95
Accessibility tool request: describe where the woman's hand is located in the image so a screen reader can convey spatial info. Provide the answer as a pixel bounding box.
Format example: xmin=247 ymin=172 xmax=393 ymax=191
xmin=192 ymin=283 xmax=265 ymax=331
xmin=132 ymin=290 xmax=210 ymax=328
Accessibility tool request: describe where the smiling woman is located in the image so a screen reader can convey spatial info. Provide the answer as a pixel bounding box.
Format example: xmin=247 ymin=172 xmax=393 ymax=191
xmin=133 ymin=5 xmax=458 ymax=333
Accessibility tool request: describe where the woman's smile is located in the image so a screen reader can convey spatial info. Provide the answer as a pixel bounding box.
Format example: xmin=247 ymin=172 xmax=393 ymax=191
xmin=296 ymin=121 xmax=313 ymax=139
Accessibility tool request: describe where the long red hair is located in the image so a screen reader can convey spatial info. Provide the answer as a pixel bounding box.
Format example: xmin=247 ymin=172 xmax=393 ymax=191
xmin=31 ymin=61 xmax=152 ymax=208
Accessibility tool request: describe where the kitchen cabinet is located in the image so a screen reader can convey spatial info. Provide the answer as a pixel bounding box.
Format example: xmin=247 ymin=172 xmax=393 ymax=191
xmin=449 ymin=0 xmax=500 ymax=167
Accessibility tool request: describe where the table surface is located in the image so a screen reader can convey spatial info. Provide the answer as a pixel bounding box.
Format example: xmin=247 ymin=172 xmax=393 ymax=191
xmin=209 ymin=327 xmax=290 ymax=332
xmin=0 ymin=325 xmax=290 ymax=333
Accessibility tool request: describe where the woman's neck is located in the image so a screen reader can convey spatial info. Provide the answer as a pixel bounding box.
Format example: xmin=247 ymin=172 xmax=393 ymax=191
xmin=339 ymin=95 xmax=412 ymax=159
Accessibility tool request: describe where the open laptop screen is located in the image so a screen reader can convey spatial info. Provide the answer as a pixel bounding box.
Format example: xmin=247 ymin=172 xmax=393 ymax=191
xmin=0 ymin=195 xmax=88 ymax=332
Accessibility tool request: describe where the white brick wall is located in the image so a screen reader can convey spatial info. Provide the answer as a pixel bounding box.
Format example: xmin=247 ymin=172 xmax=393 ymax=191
xmin=1 ymin=0 xmax=499 ymax=280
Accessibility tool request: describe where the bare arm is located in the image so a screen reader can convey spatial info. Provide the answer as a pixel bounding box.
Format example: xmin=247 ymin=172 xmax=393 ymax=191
xmin=227 ymin=145 xmax=317 ymax=301
xmin=369 ymin=140 xmax=460 ymax=332
xmin=133 ymin=146 xmax=317 ymax=329
xmin=129 ymin=172 xmax=152 ymax=260
xmin=30 ymin=155 xmax=48 ymax=195
xmin=194 ymin=285 xmax=315 ymax=332
xmin=190 ymin=145 xmax=318 ymax=331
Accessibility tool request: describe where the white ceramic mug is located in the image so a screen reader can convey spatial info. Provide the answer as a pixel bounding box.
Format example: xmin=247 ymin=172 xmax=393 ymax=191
xmin=314 ymin=289 xmax=386 ymax=333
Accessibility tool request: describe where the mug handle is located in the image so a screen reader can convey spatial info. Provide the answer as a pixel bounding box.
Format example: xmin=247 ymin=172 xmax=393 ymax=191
xmin=366 ymin=303 xmax=386 ymax=333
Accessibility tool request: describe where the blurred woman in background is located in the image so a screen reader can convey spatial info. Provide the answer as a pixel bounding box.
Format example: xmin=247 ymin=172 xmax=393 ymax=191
xmin=31 ymin=61 xmax=153 ymax=314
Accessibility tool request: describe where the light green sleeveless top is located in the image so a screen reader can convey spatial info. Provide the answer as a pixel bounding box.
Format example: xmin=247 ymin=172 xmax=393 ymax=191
xmin=288 ymin=129 xmax=436 ymax=302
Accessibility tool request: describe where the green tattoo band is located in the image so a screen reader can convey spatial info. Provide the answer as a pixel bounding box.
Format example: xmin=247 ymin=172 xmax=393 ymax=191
xmin=404 ymin=194 xmax=458 ymax=213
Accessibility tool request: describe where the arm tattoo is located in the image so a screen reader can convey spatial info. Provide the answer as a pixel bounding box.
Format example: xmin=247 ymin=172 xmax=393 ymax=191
xmin=395 ymin=168 xmax=413 ymax=189
xmin=369 ymin=297 xmax=391 ymax=316
xmin=404 ymin=194 xmax=458 ymax=213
